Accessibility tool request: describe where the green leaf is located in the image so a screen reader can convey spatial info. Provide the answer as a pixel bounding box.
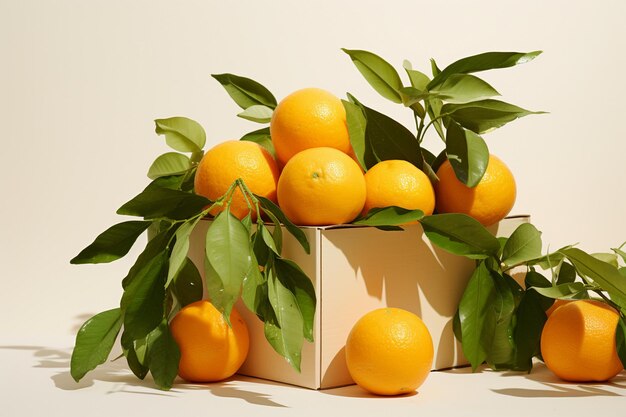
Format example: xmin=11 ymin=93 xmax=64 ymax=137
xmin=241 ymin=127 xmax=275 ymax=156
xmin=403 ymin=60 xmax=430 ymax=91
xmin=121 ymin=331 xmax=149 ymax=380
xmin=144 ymin=174 xmax=186 ymax=192
xmin=442 ymin=99 xmax=545 ymax=134
xmin=166 ymin=217 xmax=201 ymax=288
xmin=420 ymin=214 xmax=501 ymax=259
xmin=592 ymin=252 xmax=620 ymax=268
xmin=237 ymin=105 xmax=274 ymax=123
xmin=430 ymin=58 xmax=441 ymax=76
xmin=264 ymin=211 xmax=283 ymax=255
xmin=266 ymin=268 xmax=304 ymax=371
xmin=71 ymin=221 xmax=150 ymax=264
xmin=486 ymin=271 xmax=516 ymax=367
xmin=274 ymin=258 xmax=316 ymax=342
xmin=145 ymin=321 xmax=180 ymax=390
xmin=172 ymin=258 xmax=203 ymax=307
xmin=257 ymin=195 xmax=310 ymax=254
xmin=612 ymin=243 xmax=626 ymax=264
xmin=431 ymin=74 xmax=500 ymax=104
xmin=562 ymin=248 xmax=626 ymax=307
xmin=531 ymin=282 xmax=589 ymax=299
xmin=155 ymin=117 xmax=206 ymax=153
xmin=70 ymin=308 xmax=123 ymax=382
xmin=342 ymin=99 xmax=371 ymax=171
xmin=211 ymin=73 xmax=277 ymax=109
xmin=252 ymin=229 xmax=270 ymax=267
xmin=458 ymin=262 xmax=498 ymax=371
xmin=361 ymin=104 xmax=423 ymax=168
xmin=121 ymin=251 xmax=168 ymax=340
xmin=616 ymin=317 xmax=626 ymax=368
xmin=354 ymin=206 xmax=424 ymax=226
xmin=502 ymin=223 xmax=543 ymax=267
xmin=117 ymin=187 xmax=210 ymax=220
xmin=342 ymin=48 xmax=403 ymax=103
xmin=260 ymin=223 xmax=279 ymax=255
xmin=526 ymin=248 xmax=569 ymax=269
xmin=426 ymin=98 xmax=445 ymax=140
xmin=242 ymin=255 xmax=269 ymax=319
xmin=524 ymin=270 xmax=554 ymax=311
xmin=398 ymin=87 xmax=440 ymax=107
xmin=511 ymin=289 xmax=547 ymax=370
xmin=445 ymin=121 xmax=489 ymax=187
xmin=147 ymin=152 xmax=192 ymax=180
xmin=122 ymin=227 xmax=175 ymax=289
xmin=205 ymin=211 xmax=252 ymax=321
xmin=556 ymin=261 xmax=577 ymax=284
xmin=429 ymin=51 xmax=542 ymax=89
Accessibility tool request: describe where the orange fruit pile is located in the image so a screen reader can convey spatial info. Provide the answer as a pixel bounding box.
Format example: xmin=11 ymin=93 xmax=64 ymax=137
xmin=170 ymin=300 xmax=250 ymax=382
xmin=345 ymin=308 xmax=434 ymax=395
xmin=193 ymin=86 xmax=518 ymax=227
xmin=540 ymin=299 xmax=623 ymax=382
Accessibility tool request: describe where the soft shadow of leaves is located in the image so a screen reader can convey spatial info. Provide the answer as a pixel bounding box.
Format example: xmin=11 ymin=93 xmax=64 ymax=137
xmin=492 ymin=364 xmax=624 ymax=398
xmin=0 ymin=344 xmax=287 ymax=405
xmin=180 ymin=379 xmax=287 ymax=407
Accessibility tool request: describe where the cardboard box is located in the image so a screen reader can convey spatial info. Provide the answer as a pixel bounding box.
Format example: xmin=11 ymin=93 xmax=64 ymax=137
xmin=188 ymin=215 xmax=529 ymax=389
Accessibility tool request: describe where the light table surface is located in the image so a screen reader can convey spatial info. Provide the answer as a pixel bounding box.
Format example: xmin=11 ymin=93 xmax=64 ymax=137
xmin=1 ymin=336 xmax=624 ymax=417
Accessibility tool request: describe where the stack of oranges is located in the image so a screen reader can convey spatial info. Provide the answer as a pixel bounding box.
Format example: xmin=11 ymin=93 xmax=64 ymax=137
xmin=193 ymin=87 xmax=516 ymax=227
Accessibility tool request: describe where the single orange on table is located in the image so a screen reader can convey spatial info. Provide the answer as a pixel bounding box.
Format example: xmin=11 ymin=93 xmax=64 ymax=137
xmin=194 ymin=140 xmax=279 ymax=220
xmin=435 ymin=154 xmax=516 ymax=226
xmin=345 ymin=308 xmax=434 ymax=396
xmin=270 ymin=87 xmax=352 ymax=166
xmin=540 ymin=299 xmax=623 ymax=382
xmin=362 ymin=159 xmax=435 ymax=217
xmin=277 ymin=147 xmax=366 ymax=226
xmin=170 ymin=300 xmax=250 ymax=382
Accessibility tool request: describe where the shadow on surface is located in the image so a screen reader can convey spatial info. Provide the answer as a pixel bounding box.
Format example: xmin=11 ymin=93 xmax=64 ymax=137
xmin=492 ymin=363 xmax=625 ymax=398
xmin=321 ymin=383 xmax=418 ymax=399
xmin=0 ymin=344 xmax=287 ymax=407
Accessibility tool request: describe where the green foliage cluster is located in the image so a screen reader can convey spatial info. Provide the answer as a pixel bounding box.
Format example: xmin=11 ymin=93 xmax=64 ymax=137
xmin=70 ymin=118 xmax=314 ymax=390
xmin=421 ymin=217 xmax=626 ymax=371
xmin=340 ymin=49 xmax=544 ymax=183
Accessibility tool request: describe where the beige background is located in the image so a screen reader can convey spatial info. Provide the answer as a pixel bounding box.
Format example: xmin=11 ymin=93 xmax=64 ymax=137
xmin=1 ymin=0 xmax=625 ymax=339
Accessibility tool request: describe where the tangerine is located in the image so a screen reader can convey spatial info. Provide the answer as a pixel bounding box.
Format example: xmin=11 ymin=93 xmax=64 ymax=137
xmin=170 ymin=300 xmax=250 ymax=382
xmin=270 ymin=88 xmax=351 ymax=166
xmin=345 ymin=308 xmax=434 ymax=396
xmin=194 ymin=140 xmax=279 ymax=219
xmin=435 ymin=154 xmax=516 ymax=226
xmin=540 ymin=299 xmax=623 ymax=382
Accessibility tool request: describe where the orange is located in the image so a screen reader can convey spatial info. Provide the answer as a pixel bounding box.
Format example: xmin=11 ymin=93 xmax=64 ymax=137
xmin=194 ymin=140 xmax=279 ymax=219
xmin=345 ymin=308 xmax=434 ymax=396
xmin=276 ymin=147 xmax=365 ymax=226
xmin=362 ymin=159 xmax=435 ymax=217
xmin=435 ymin=154 xmax=516 ymax=226
xmin=540 ymin=299 xmax=623 ymax=382
xmin=170 ymin=300 xmax=250 ymax=382
xmin=270 ymin=88 xmax=352 ymax=166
